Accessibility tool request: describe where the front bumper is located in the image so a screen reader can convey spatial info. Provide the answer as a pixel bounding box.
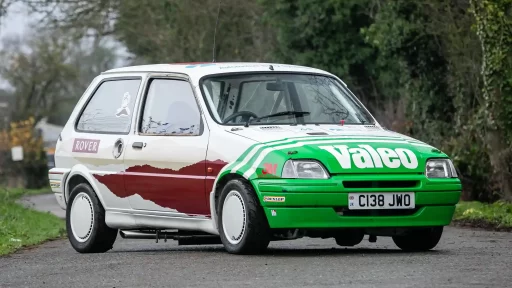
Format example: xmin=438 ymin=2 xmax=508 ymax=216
xmin=262 ymin=205 xmax=457 ymax=229
xmin=253 ymin=175 xmax=461 ymax=229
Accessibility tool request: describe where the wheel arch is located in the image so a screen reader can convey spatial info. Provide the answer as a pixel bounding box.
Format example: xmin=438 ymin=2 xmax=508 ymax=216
xmin=65 ymin=164 xmax=107 ymax=209
xmin=209 ymin=172 xmax=257 ymax=232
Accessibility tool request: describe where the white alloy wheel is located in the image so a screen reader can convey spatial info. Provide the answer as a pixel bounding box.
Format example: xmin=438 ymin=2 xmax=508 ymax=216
xmin=222 ymin=190 xmax=247 ymax=245
xmin=70 ymin=192 xmax=94 ymax=243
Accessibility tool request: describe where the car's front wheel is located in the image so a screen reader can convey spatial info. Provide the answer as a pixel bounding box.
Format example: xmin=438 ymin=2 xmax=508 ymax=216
xmin=217 ymin=179 xmax=270 ymax=254
xmin=66 ymin=183 xmax=118 ymax=253
xmin=334 ymin=230 xmax=364 ymax=247
xmin=392 ymin=226 xmax=443 ymax=252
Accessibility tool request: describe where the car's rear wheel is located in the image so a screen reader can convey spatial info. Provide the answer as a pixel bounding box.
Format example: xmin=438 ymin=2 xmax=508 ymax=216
xmin=392 ymin=226 xmax=443 ymax=252
xmin=217 ymin=179 xmax=270 ymax=254
xmin=66 ymin=183 xmax=118 ymax=253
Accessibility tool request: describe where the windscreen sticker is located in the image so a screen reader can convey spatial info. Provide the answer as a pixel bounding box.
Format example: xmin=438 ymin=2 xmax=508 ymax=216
xmin=185 ymin=63 xmax=217 ymax=68
xmin=115 ymin=92 xmax=131 ymax=117
xmin=73 ymin=138 xmax=100 ymax=153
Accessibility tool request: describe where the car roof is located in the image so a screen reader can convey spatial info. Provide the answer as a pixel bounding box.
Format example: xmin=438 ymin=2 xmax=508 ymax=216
xmin=102 ymin=62 xmax=337 ymax=80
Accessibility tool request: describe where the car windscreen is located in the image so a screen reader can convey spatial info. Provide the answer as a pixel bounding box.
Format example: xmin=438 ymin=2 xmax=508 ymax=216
xmin=200 ymin=73 xmax=375 ymax=126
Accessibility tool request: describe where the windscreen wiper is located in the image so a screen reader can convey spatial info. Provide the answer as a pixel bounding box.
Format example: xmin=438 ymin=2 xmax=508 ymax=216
xmin=244 ymin=111 xmax=310 ymax=127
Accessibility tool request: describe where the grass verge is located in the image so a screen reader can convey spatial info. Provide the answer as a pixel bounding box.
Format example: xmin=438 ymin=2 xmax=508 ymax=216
xmin=453 ymin=201 xmax=512 ymax=231
xmin=0 ymin=187 xmax=65 ymax=256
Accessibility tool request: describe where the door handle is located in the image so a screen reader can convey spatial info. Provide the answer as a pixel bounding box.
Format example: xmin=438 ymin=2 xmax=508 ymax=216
xmin=132 ymin=142 xmax=144 ymax=149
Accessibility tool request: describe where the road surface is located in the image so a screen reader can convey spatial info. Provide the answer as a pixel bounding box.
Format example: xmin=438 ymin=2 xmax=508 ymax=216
xmin=0 ymin=195 xmax=510 ymax=288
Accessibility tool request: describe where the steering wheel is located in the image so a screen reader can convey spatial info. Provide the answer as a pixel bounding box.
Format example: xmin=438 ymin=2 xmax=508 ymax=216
xmin=223 ymin=111 xmax=258 ymax=124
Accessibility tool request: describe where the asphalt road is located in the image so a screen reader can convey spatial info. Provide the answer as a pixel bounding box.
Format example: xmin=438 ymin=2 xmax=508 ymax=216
xmin=1 ymin=226 xmax=511 ymax=288
xmin=2 ymin=195 xmax=511 ymax=288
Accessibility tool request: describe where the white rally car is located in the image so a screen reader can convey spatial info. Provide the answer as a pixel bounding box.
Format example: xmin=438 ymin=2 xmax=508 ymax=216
xmin=49 ymin=62 xmax=461 ymax=254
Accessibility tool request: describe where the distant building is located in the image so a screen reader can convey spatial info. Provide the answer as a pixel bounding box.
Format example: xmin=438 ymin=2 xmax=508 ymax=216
xmin=35 ymin=117 xmax=64 ymax=169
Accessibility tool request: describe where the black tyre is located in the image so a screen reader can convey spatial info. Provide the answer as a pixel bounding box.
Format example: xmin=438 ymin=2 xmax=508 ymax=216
xmin=217 ymin=179 xmax=270 ymax=254
xmin=334 ymin=230 xmax=364 ymax=247
xmin=392 ymin=226 xmax=444 ymax=252
xmin=66 ymin=183 xmax=118 ymax=253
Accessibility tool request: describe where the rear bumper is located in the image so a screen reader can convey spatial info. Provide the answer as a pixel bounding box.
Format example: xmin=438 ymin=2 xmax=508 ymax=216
xmin=253 ymin=177 xmax=461 ymax=229
xmin=54 ymin=192 xmax=67 ymax=210
xmin=48 ymin=168 xmax=69 ymax=210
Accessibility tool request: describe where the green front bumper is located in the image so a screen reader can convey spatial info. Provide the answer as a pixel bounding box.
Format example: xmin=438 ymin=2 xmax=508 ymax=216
xmin=252 ymin=175 xmax=461 ymax=229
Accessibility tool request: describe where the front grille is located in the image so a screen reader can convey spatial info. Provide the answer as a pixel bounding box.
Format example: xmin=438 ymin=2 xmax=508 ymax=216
xmin=333 ymin=206 xmax=420 ymax=217
xmin=342 ymin=180 xmax=419 ymax=189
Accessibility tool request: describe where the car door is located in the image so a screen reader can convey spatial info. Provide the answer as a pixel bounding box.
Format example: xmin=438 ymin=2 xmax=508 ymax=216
xmin=123 ymin=75 xmax=210 ymax=216
xmin=71 ymin=76 xmax=143 ymax=210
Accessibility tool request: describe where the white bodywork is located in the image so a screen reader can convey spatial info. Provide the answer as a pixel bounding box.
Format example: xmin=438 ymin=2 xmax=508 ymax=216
xmin=50 ymin=62 xmax=389 ymax=235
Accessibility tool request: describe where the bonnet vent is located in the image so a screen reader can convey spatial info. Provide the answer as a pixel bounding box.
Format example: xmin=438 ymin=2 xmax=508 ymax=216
xmin=364 ymin=125 xmax=381 ymax=130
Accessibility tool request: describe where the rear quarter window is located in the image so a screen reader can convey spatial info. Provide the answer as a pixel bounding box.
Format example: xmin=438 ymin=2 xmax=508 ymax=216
xmin=76 ymin=78 xmax=141 ymax=134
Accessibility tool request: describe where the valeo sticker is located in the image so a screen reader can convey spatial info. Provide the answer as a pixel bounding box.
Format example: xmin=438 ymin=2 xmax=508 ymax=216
xmin=319 ymin=145 xmax=418 ymax=169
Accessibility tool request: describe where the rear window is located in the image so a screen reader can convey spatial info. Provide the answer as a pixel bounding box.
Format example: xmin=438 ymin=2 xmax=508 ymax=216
xmin=76 ymin=78 xmax=141 ymax=133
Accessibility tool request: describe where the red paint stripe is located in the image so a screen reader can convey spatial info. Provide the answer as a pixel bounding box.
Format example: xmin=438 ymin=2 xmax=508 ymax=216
xmin=125 ymin=171 xmax=212 ymax=180
xmin=94 ymin=160 xmax=228 ymax=216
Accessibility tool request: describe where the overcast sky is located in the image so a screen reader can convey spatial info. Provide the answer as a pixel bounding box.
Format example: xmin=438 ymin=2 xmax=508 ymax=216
xmin=0 ymin=2 xmax=33 ymax=41
xmin=0 ymin=2 xmax=129 ymax=90
xmin=0 ymin=3 xmax=32 ymax=88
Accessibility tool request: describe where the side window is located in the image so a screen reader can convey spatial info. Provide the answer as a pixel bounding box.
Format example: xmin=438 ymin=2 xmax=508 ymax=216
xmin=76 ymin=78 xmax=141 ymax=133
xmin=140 ymin=79 xmax=201 ymax=135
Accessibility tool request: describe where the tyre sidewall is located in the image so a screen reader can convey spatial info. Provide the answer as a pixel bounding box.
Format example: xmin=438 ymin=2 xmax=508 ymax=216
xmin=217 ymin=179 xmax=269 ymax=254
xmin=393 ymin=226 xmax=444 ymax=252
xmin=66 ymin=183 xmax=110 ymax=252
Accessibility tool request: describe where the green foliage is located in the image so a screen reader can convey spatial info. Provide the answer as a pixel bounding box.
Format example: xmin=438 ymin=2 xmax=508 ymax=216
xmin=454 ymin=200 xmax=512 ymax=229
xmin=470 ymin=0 xmax=512 ymax=200
xmin=364 ymin=1 xmax=454 ymax=141
xmin=4 ymin=0 xmax=512 ymax=202
xmin=261 ymin=0 xmax=377 ymax=104
xmin=114 ymin=0 xmax=275 ymax=63
xmin=0 ymin=187 xmax=65 ymax=255
xmin=470 ymin=0 xmax=512 ymax=132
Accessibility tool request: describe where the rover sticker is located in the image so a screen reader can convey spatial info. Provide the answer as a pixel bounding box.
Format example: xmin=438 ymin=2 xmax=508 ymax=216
xmin=72 ymin=138 xmax=100 ymax=153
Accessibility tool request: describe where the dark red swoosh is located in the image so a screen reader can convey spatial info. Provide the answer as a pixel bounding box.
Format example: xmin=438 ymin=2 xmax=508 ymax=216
xmin=93 ymin=159 xmax=228 ymax=216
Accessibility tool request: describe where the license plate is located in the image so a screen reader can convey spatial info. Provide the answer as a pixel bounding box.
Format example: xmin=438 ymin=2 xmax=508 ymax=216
xmin=348 ymin=193 xmax=415 ymax=210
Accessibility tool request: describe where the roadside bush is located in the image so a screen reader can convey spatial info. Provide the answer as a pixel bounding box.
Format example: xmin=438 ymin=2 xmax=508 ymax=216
xmin=0 ymin=117 xmax=48 ymax=189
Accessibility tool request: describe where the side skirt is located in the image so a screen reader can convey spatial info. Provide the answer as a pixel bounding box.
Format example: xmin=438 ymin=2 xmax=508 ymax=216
xmin=105 ymin=211 xmax=219 ymax=235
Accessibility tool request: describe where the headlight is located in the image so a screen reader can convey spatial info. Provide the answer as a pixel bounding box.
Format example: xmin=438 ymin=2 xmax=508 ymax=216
xmin=281 ymin=160 xmax=329 ymax=179
xmin=425 ymin=159 xmax=458 ymax=178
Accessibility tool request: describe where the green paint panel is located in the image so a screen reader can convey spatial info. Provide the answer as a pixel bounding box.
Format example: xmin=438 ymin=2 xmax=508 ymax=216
xmin=259 ymin=191 xmax=461 ymax=207
xmin=254 ymin=175 xmax=462 ymax=193
xmin=217 ymin=133 xmax=462 ymax=230
xmin=263 ymin=206 xmax=456 ymax=229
